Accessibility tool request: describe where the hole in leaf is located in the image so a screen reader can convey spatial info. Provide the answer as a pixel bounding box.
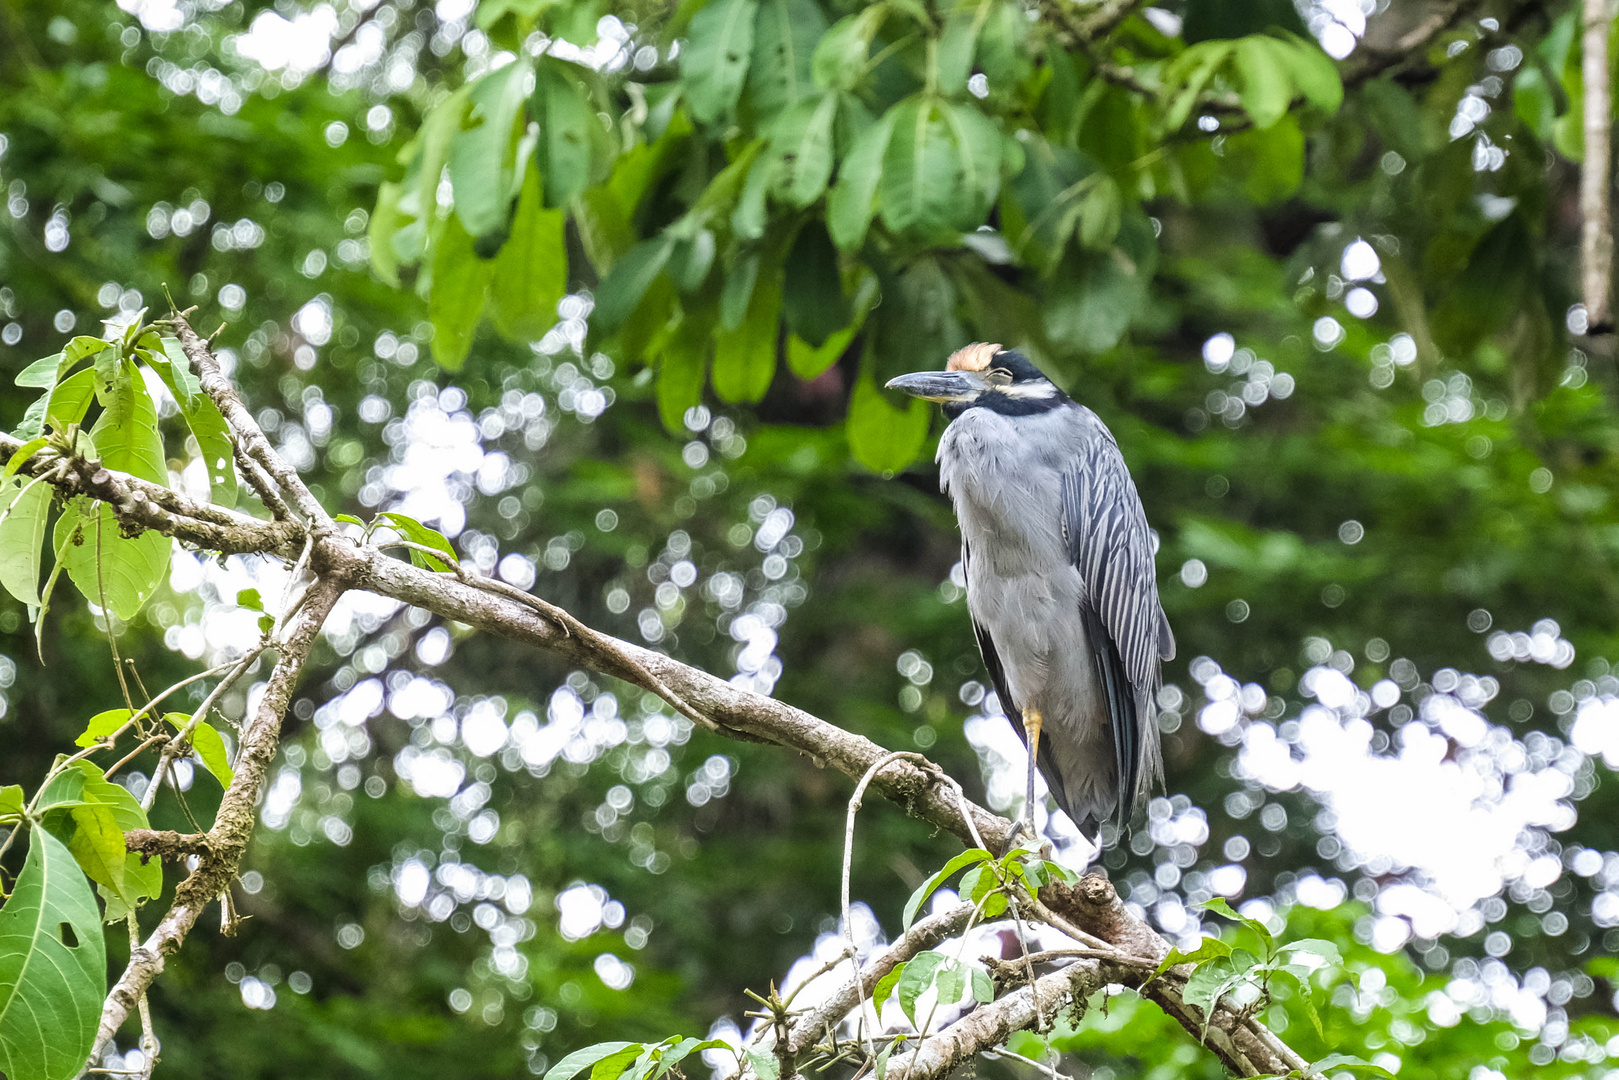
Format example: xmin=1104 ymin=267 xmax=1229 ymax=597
xmin=59 ymin=921 xmax=80 ymax=947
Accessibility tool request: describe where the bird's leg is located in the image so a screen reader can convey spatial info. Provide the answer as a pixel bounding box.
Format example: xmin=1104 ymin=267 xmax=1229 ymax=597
xmin=1021 ymin=705 xmax=1043 ymax=839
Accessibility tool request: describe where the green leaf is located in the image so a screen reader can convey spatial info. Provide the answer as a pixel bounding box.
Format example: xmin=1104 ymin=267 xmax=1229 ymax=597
xmin=57 ymin=763 xmax=160 ymax=918
xmin=429 ymin=214 xmax=497 ymax=370
xmin=593 ymin=237 xmax=676 ymax=334
xmin=1201 ymin=896 xmax=1274 ymax=953
xmin=375 ymin=512 xmax=458 ymax=572
xmin=902 ymin=848 xmax=990 ymax=930
xmin=1311 ymin=1054 xmax=1398 ymax=1079
xmin=368 ymin=180 xmax=407 ymax=285
xmin=147 ymin=338 xmax=237 ymax=507
xmin=534 ymin=57 xmax=608 ymax=208
xmin=63 ymin=803 xmax=127 ymax=904
xmin=847 ymin=369 xmax=931 ymax=473
xmin=0 ymin=828 xmax=108 ymax=1080
xmin=941 ymin=101 xmax=1004 ymax=224
xmin=1273 ymin=31 xmax=1343 ymax=113
xmin=74 ymin=709 xmax=133 ymax=748
xmin=786 ymin=327 xmax=854 ymax=379
xmin=874 ymin=1038 xmax=898 ymax=1080
xmin=895 ymin=950 xmax=946 ymax=1025
xmin=936 ymin=13 xmax=979 ymax=98
xmin=54 ymin=499 xmax=169 ymax=624
xmin=237 ymin=587 xmax=263 ymax=611
xmin=731 ymin=155 xmax=777 ymax=241
xmin=1277 ymin=937 xmax=1341 ymax=966
xmin=720 ymin=250 xmax=762 ymax=330
xmin=590 ymin=1044 xmax=645 ymax=1080
xmin=44 ymin=368 xmax=97 ymax=432
xmin=747 ymin=0 xmax=827 ymax=120
xmin=773 ymin=93 xmax=839 ymax=208
xmin=0 ymin=786 xmax=22 ymax=821
xmin=683 ymin=0 xmax=759 ymax=123
xmin=545 ymin=1043 xmax=637 ymax=1080
xmin=745 ymin=1049 xmax=779 ymax=1080
xmin=4 ymin=438 xmax=47 ymax=479
xmin=490 ymin=164 xmax=567 ymax=340
xmin=334 ymin=514 xmax=365 ymax=527
xmin=712 ymin=252 xmax=781 ymax=404
xmin=932 ymin=958 xmax=965 ymax=1007
xmin=1163 ymin=41 xmax=1233 ymax=132
xmin=827 ymin=107 xmax=896 ymax=250
xmin=190 ymin=721 xmax=235 ymax=788
xmin=1181 ymin=956 xmax=1239 ymax=1020
xmin=1277 ymin=966 xmax=1323 ymax=1038
xmin=1233 ymin=36 xmax=1292 ymax=130
xmin=448 ymin=57 xmax=534 ymax=238
xmin=812 ymin=6 xmax=885 ymax=92
xmin=1154 ymin=935 xmax=1233 ymax=976
xmin=33 ymin=770 xmax=87 ymax=814
xmin=872 ymin=963 xmax=905 ymax=1014
xmin=781 ymin=222 xmax=850 ymax=347
xmin=880 ymin=97 xmax=961 ymax=234
xmin=0 ymin=478 xmax=50 ymax=607
xmin=14 ymin=353 xmax=64 ymax=389
xmin=657 ymin=314 xmax=712 ymax=434
xmin=970 ymin=966 xmax=994 ymax=1003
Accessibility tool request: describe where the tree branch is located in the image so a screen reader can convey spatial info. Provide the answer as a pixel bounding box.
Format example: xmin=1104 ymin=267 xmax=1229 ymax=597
xmin=89 ymin=577 xmax=343 ymax=1063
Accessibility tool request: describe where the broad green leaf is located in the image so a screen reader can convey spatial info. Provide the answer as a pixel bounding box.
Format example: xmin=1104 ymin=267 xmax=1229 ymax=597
xmin=936 ymin=12 xmax=978 ymax=98
xmin=1233 ymin=36 xmax=1292 ymax=130
xmin=970 ymin=966 xmax=994 ymax=1003
xmin=1202 ymin=896 xmax=1274 ymax=952
xmin=1278 ymin=966 xmax=1324 ymax=1038
xmin=872 ymin=962 xmax=906 ymax=1014
xmin=1277 ymin=937 xmax=1342 ymax=965
xmin=176 ymin=716 xmax=234 ymax=788
xmin=747 ymin=0 xmax=827 ymax=120
xmin=773 ymin=93 xmax=839 ymax=208
xmin=545 ymin=1042 xmax=636 ymax=1080
xmin=63 ymin=803 xmax=127 ymax=903
xmin=682 ymin=0 xmax=758 ymax=123
xmin=92 ymin=358 xmax=166 ymax=484
xmin=669 ymin=229 xmax=717 ymax=292
xmin=901 ymin=847 xmax=990 ymax=930
xmin=368 ymin=179 xmax=407 ymax=285
xmin=847 ymin=370 xmax=930 ymax=473
xmin=1163 ymin=41 xmax=1233 ymax=132
xmin=594 ymin=237 xmax=676 ymax=334
xmin=712 ymin=253 xmax=781 ymax=404
xmin=1273 ymin=31 xmax=1343 ymax=113
xmin=74 ymin=708 xmax=133 ymax=748
xmin=932 ymin=958 xmax=965 ymax=1008
xmin=534 ymin=58 xmax=607 ymax=208
xmin=4 ymin=438 xmax=46 ymax=478
xmin=0 ymin=828 xmax=108 ymax=1080
xmin=44 ymin=368 xmax=96 ymax=431
xmin=491 ymin=164 xmax=567 ymax=340
xmin=941 ymin=101 xmax=1003 ymax=223
xmin=1153 ymin=935 xmax=1233 ymax=977
xmin=720 ymin=251 xmax=762 ymax=331
xmin=54 ymin=499 xmax=170 ymax=622
xmin=376 ymin=512 xmax=458 ymax=572
xmin=1181 ymin=955 xmax=1238 ymax=1021
xmin=1311 ymin=1054 xmax=1398 ymax=1079
xmin=812 ymin=5 xmax=886 ymax=92
xmin=448 ymin=58 xmax=534 ymax=238
xmin=895 ymin=950 xmax=946 ymax=1025
xmin=0 ymin=786 xmax=22 ymax=821
xmin=429 ymin=215 xmax=497 ymax=370
xmin=0 ymin=478 xmax=49 ymax=607
xmin=236 ymin=588 xmax=263 ymax=611
xmin=403 ymin=84 xmax=474 ymax=256
xmin=827 ymin=107 xmax=896 ymax=250
xmin=33 ymin=770 xmax=87 ymax=814
xmin=14 ymin=353 xmax=63 ymax=389
xmin=589 ymin=1044 xmax=644 ymax=1080
xmin=880 ymin=97 xmax=962 ymax=235
xmin=731 ymin=154 xmax=777 ymax=241
xmin=781 ymin=222 xmax=850 ymax=346
xmin=874 ymin=1038 xmax=898 ymax=1080
xmin=147 ymin=338 xmax=237 ymax=507
xmin=786 ymin=327 xmax=854 ymax=379
xmin=657 ymin=319 xmax=712 ymax=434
xmin=745 ymin=1049 xmax=779 ymax=1080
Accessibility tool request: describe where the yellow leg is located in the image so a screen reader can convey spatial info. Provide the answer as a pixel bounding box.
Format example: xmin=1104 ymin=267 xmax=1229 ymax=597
xmin=1022 ymin=706 xmax=1043 ymax=835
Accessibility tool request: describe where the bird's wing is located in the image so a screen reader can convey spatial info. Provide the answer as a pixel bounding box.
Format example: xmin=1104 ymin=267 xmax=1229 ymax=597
xmin=1060 ymin=429 xmax=1167 ymax=823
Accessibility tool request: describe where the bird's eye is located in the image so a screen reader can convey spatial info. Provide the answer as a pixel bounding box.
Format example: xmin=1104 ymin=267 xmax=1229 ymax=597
xmin=986 ymin=368 xmax=1013 ymax=384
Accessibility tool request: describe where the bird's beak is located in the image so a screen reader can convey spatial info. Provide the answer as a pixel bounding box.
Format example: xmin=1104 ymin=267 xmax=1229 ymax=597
xmin=884 ymin=370 xmax=984 ymax=402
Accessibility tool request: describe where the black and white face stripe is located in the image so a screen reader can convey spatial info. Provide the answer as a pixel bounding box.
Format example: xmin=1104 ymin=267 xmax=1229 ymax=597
xmin=949 ymin=350 xmax=1067 ymax=418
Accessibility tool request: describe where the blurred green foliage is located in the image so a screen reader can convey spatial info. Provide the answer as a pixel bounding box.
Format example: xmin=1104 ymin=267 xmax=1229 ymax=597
xmin=1 ymin=0 xmax=1618 ymax=1077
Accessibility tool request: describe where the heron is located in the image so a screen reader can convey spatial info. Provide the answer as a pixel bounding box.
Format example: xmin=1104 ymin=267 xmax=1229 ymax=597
xmin=887 ymin=343 xmax=1174 ymax=847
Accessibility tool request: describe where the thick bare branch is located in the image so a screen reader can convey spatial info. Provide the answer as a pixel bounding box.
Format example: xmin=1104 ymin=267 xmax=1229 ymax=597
xmin=89 ymin=578 xmax=343 ymax=1062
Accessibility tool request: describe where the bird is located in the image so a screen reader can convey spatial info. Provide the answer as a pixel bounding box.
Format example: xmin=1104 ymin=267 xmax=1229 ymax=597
xmin=886 ymin=343 xmax=1174 ymax=847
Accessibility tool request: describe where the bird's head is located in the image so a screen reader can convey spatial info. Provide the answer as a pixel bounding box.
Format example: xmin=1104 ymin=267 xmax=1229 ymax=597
xmin=885 ymin=343 xmax=1066 ymax=419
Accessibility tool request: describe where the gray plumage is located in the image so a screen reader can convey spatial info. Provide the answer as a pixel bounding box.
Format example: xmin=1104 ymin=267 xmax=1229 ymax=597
xmin=887 ymin=345 xmax=1174 ymax=843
